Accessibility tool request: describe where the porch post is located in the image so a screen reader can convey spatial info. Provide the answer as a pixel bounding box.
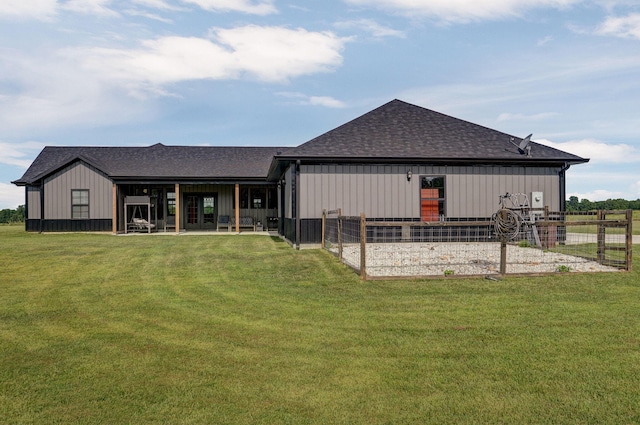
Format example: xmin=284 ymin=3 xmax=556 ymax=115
xmin=175 ymin=183 xmax=180 ymax=234
xmin=235 ymin=183 xmax=240 ymax=233
xmin=112 ymin=183 xmax=117 ymax=234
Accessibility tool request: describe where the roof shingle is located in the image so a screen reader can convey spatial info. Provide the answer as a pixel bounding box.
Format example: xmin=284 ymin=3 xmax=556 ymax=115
xmin=14 ymin=144 xmax=284 ymax=185
xmin=281 ymin=99 xmax=587 ymax=163
xmin=14 ymin=99 xmax=588 ymax=186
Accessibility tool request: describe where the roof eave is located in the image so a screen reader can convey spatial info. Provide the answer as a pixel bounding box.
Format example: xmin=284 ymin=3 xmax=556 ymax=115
xmin=111 ymin=175 xmax=271 ymax=183
xmin=272 ymin=155 xmax=589 ymax=166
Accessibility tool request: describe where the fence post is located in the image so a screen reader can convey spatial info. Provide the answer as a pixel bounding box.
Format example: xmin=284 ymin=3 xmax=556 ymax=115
xmin=321 ymin=209 xmax=326 ymax=249
xmin=499 ymin=208 xmax=508 ymax=275
xmin=597 ymin=210 xmax=605 ymax=264
xmin=360 ymin=213 xmax=366 ymax=280
xmin=337 ymin=209 xmax=343 ymax=261
xmin=626 ymin=209 xmax=633 ymax=271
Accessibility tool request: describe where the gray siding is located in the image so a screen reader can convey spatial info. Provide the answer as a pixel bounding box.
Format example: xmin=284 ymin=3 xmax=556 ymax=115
xmin=284 ymin=166 xmax=293 ymax=219
xmin=44 ymin=162 xmax=113 ymax=219
xmin=448 ymin=166 xmax=559 ymax=217
xmin=27 ymin=186 xmax=41 ymax=219
xmin=299 ymin=164 xmax=560 ymax=219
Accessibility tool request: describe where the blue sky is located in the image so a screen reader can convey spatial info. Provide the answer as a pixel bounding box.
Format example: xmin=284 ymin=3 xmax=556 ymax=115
xmin=1 ymin=0 xmax=639 ymax=209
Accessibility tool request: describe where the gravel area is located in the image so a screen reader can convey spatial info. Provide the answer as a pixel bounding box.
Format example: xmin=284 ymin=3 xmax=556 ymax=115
xmin=333 ymin=242 xmax=621 ymax=277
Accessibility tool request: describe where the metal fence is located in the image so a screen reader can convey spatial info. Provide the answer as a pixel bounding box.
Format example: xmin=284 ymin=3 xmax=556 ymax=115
xmin=321 ymin=209 xmax=633 ymax=280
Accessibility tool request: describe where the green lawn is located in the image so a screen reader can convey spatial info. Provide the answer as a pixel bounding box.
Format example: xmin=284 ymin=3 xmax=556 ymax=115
xmin=1 ymin=225 xmax=639 ymax=424
xmin=564 ymin=210 xmax=639 ymax=235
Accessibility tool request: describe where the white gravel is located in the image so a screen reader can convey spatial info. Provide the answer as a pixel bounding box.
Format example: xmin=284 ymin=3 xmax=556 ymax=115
xmin=332 ymin=242 xmax=621 ymax=277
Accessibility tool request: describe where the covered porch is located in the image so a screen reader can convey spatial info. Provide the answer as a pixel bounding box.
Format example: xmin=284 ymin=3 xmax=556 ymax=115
xmin=113 ymin=182 xmax=280 ymax=234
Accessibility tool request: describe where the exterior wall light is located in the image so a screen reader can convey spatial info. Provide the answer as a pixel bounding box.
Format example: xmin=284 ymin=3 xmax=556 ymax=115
xmin=406 ymin=170 xmax=413 ymax=182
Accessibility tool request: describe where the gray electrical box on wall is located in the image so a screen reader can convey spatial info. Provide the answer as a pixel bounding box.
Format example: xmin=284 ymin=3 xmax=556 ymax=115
xmin=531 ymin=191 xmax=544 ymax=209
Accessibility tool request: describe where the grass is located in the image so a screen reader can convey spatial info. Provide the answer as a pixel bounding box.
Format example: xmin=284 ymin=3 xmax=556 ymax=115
xmin=564 ymin=210 xmax=640 ymax=235
xmin=1 ymin=225 xmax=639 ymax=424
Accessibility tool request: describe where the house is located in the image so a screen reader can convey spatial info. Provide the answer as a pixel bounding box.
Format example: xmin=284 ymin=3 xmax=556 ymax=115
xmin=12 ymin=144 xmax=284 ymax=233
xmin=13 ymin=99 xmax=588 ymax=246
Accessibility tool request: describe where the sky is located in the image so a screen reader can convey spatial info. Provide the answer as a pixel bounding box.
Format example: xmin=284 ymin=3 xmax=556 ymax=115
xmin=1 ymin=0 xmax=639 ymax=209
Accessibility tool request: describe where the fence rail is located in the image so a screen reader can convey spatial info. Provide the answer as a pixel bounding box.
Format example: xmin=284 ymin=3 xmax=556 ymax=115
xmin=321 ymin=209 xmax=633 ymax=280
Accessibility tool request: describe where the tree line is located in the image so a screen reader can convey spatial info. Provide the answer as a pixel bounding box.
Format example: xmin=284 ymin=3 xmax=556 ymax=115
xmin=0 ymin=205 xmax=25 ymax=223
xmin=566 ymin=196 xmax=640 ymax=212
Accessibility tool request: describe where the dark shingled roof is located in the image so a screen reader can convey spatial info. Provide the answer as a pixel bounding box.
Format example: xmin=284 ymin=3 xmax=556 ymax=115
xmin=14 ymin=99 xmax=588 ymax=186
xmin=278 ymin=99 xmax=588 ymax=163
xmin=14 ymin=144 xmax=285 ymax=185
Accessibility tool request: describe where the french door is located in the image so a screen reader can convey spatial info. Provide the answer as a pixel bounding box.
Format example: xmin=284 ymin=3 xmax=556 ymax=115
xmin=184 ymin=194 xmax=217 ymax=230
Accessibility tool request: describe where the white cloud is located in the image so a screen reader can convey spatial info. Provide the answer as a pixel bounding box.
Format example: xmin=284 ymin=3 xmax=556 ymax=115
xmin=596 ymin=13 xmax=640 ymax=39
xmin=276 ymin=92 xmax=347 ymax=108
xmin=568 ymin=189 xmax=626 ymax=202
xmin=334 ymin=19 xmax=406 ymax=38
xmin=537 ymin=35 xmax=554 ymax=46
xmin=0 ymin=182 xmax=25 ymax=209
xmin=0 ymin=141 xmax=45 ymax=169
xmin=0 ymin=48 xmax=155 ymax=134
xmin=0 ymin=0 xmax=124 ymax=20
xmin=343 ymin=0 xmax=581 ymax=23
xmin=566 ymin=167 xmax=640 ymax=202
xmin=308 ymin=96 xmax=347 ymax=108
xmin=0 ymin=25 xmax=347 ymax=134
xmin=133 ymin=0 xmax=183 ymax=10
xmin=0 ymin=140 xmax=42 ymax=208
xmin=0 ymin=0 xmax=57 ymax=20
xmin=123 ymin=8 xmax=174 ymax=23
xmin=76 ymin=26 xmax=347 ymax=89
xmin=536 ymin=138 xmax=640 ymax=163
xmin=61 ymin=0 xmax=119 ymax=16
xmin=497 ymin=112 xmax=559 ymax=122
xmin=180 ymin=0 xmax=276 ymax=15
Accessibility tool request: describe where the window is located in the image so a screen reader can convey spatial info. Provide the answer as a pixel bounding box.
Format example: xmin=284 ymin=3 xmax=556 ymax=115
xmin=203 ymin=196 xmax=216 ymax=224
xmin=167 ymin=192 xmax=176 ymax=216
xmin=420 ymin=176 xmax=445 ymax=221
xmin=252 ymin=188 xmax=266 ymax=209
xmin=233 ymin=186 xmax=277 ymax=209
xmin=71 ymin=189 xmax=89 ymax=219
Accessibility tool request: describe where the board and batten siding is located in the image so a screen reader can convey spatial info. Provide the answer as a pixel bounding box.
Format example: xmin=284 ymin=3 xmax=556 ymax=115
xmin=283 ymin=166 xmax=293 ymax=219
xmin=299 ymin=164 xmax=561 ymax=219
xmin=27 ymin=186 xmax=41 ymax=219
xmin=43 ymin=161 xmax=113 ymax=220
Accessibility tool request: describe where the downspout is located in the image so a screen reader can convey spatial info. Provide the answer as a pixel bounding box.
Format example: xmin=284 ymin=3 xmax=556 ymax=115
xmin=294 ymin=160 xmax=301 ymax=250
xmin=559 ymin=163 xmax=571 ymax=212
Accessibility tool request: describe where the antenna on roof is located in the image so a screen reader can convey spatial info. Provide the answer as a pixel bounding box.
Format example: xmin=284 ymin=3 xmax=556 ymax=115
xmin=509 ymin=134 xmax=532 ymax=156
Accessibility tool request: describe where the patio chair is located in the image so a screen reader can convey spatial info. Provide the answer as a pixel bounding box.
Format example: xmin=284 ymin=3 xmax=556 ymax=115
xmin=164 ymin=215 xmax=176 ymax=232
xmin=217 ymin=215 xmax=230 ymax=231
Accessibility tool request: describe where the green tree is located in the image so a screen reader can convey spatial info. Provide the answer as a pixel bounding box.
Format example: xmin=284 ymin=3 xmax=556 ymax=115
xmin=12 ymin=205 xmax=25 ymax=222
xmin=578 ymin=198 xmax=594 ymax=211
xmin=566 ymin=196 xmax=579 ymax=211
xmin=0 ymin=205 xmax=25 ymax=223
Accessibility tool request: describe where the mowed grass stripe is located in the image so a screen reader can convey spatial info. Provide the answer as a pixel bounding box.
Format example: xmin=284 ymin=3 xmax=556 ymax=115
xmin=1 ymin=225 xmax=639 ymax=424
